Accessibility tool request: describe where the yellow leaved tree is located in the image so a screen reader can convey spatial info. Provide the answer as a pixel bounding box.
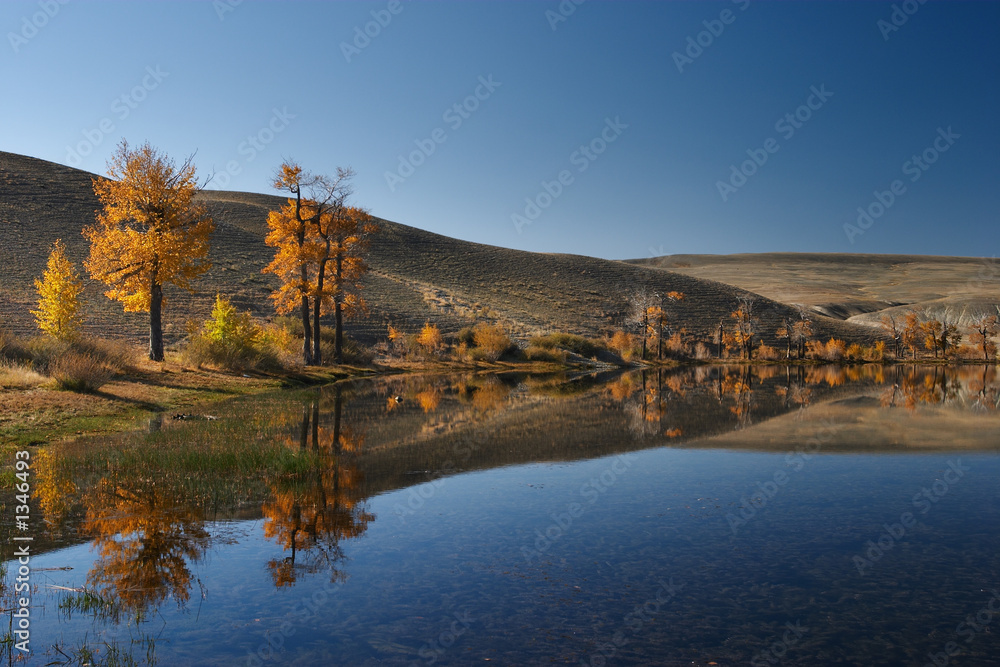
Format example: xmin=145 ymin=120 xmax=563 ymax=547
xmin=83 ymin=141 xmax=214 ymax=361
xmin=32 ymin=239 xmax=84 ymax=340
xmin=264 ymin=161 xmax=374 ymax=365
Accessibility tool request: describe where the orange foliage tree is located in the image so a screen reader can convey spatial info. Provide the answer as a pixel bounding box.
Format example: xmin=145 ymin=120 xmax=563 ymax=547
xmin=264 ymin=162 xmax=372 ymax=365
xmin=83 ymin=141 xmax=214 ymax=361
xmin=730 ymin=296 xmax=758 ymax=360
xmin=968 ymin=312 xmax=999 ymax=361
xmin=314 ymin=205 xmax=376 ymax=364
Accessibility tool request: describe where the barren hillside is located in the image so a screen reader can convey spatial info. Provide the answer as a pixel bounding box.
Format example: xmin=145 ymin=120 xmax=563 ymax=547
xmin=1 ymin=152 xmax=885 ymax=348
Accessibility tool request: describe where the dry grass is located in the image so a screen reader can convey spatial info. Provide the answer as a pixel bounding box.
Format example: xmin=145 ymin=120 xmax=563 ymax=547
xmin=48 ymin=351 xmax=115 ymax=392
xmin=0 ymin=360 xmax=47 ymax=389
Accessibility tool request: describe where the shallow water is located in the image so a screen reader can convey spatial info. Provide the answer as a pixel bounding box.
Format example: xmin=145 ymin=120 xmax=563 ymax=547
xmin=5 ymin=365 xmax=1000 ymax=666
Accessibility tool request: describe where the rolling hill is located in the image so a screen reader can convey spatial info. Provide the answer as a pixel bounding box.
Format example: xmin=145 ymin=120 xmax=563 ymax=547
xmin=0 ymin=151 xmax=937 ymax=350
xmin=628 ymin=253 xmax=1000 ymax=329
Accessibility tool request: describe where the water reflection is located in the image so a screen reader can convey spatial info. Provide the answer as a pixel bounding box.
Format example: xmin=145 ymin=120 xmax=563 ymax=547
xmin=17 ymin=363 xmax=1000 ymax=664
xmin=263 ymin=387 xmax=373 ymax=587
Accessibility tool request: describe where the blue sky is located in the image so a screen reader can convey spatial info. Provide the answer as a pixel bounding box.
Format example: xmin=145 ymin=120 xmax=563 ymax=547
xmin=2 ymin=0 xmax=997 ymax=259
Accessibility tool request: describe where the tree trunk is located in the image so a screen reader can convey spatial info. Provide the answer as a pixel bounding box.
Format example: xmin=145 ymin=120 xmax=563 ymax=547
xmin=334 ymin=254 xmax=344 ymax=364
xmin=300 ymin=293 xmax=312 ymax=366
xmin=313 ymin=259 xmax=328 ymax=365
xmin=149 ymin=280 xmax=164 ymax=361
xmin=656 ymin=320 xmax=663 ymax=361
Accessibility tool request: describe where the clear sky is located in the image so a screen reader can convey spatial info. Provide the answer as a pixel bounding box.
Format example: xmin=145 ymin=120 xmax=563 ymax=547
xmin=2 ymin=0 xmax=997 ymax=260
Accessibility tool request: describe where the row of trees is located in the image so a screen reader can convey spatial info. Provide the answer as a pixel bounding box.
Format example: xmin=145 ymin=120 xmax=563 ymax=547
xmin=32 ymin=141 xmax=374 ymax=366
xmin=879 ymin=311 xmax=999 ymax=362
xmin=613 ymin=290 xmax=999 ymax=364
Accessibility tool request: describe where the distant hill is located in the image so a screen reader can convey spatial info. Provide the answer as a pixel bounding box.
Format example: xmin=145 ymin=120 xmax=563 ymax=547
xmin=1 ymin=151 xmax=887 ymax=348
xmin=628 ymin=253 xmax=1000 ymax=329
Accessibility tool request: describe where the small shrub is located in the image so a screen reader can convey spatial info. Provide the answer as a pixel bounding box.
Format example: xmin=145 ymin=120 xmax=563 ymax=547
xmin=524 ymin=345 xmax=566 ymax=363
xmin=473 ymin=323 xmax=513 ymax=361
xmin=0 ymin=329 xmax=32 ymax=364
xmin=49 ymin=351 xmax=114 ymax=392
xmin=808 ymin=338 xmax=847 ymax=362
xmin=663 ymin=332 xmax=688 ymax=358
xmin=183 ymin=295 xmax=280 ymax=371
xmin=455 ymin=326 xmax=476 ymax=347
xmin=608 ymin=330 xmax=638 ymax=360
xmin=693 ymin=342 xmax=712 ymax=360
xmin=529 ymin=332 xmax=604 ymax=358
xmin=757 ymin=343 xmax=782 ymax=361
xmin=416 ymin=322 xmax=443 ymax=356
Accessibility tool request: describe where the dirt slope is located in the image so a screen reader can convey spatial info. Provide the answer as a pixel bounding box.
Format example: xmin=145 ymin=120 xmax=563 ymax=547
xmin=1 ymin=151 xmax=884 ymax=347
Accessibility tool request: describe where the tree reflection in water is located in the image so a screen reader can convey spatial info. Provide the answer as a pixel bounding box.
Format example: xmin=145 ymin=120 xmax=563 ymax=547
xmin=29 ymin=364 xmax=1000 ymax=618
xmin=263 ymin=385 xmax=374 ymax=587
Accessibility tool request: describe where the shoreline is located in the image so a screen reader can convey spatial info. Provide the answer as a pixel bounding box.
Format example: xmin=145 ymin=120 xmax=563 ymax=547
xmin=1 ymin=355 xmax=996 ymax=485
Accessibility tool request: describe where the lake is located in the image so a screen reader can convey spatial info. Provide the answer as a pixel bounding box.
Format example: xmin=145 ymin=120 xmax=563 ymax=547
xmin=4 ymin=365 xmax=1000 ymax=666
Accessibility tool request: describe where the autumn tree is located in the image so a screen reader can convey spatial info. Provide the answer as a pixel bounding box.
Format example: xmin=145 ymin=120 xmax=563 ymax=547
xmin=935 ymin=311 xmax=961 ymax=359
xmin=83 ymin=141 xmax=214 ymax=361
xmin=627 ymin=288 xmax=658 ymax=360
xmin=645 ymin=291 xmax=685 ymax=360
xmin=730 ymin=296 xmax=758 ymax=360
xmin=264 ymin=162 xmax=366 ymax=365
xmin=879 ymin=313 xmax=903 ymax=359
xmin=31 ymin=239 xmax=84 ymax=340
xmin=968 ymin=312 xmax=999 ymax=361
xmin=312 ymin=205 xmax=376 ymax=364
xmin=902 ymin=311 xmax=923 ymax=360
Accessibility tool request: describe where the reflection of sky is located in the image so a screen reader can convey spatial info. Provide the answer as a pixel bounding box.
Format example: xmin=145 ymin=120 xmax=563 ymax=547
xmin=23 ymin=448 xmax=1000 ymax=666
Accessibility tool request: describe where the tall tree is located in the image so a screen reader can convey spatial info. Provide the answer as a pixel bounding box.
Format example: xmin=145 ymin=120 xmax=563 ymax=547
xmin=32 ymin=239 xmax=84 ymax=340
xmin=83 ymin=141 xmax=213 ymax=361
xmin=968 ymin=312 xmax=999 ymax=361
xmin=264 ymin=162 xmax=357 ymax=365
xmin=312 ymin=205 xmax=376 ymax=364
xmin=731 ymin=295 xmax=758 ymax=360
xmin=879 ymin=313 xmax=903 ymax=359
xmin=627 ymin=288 xmax=657 ymax=360
xmin=902 ymin=311 xmax=922 ymax=360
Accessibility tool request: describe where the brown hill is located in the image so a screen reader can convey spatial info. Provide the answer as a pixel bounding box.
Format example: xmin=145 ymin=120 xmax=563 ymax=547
xmin=628 ymin=253 xmax=1000 ymax=330
xmin=0 ymin=151 xmax=883 ymax=348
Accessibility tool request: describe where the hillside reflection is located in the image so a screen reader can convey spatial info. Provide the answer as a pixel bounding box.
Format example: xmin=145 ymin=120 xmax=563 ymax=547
xmin=29 ymin=364 xmax=1000 ymax=615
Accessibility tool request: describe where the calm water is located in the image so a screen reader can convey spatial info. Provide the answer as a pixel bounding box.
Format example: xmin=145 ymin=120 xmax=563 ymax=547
xmin=4 ymin=365 xmax=1000 ymax=666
